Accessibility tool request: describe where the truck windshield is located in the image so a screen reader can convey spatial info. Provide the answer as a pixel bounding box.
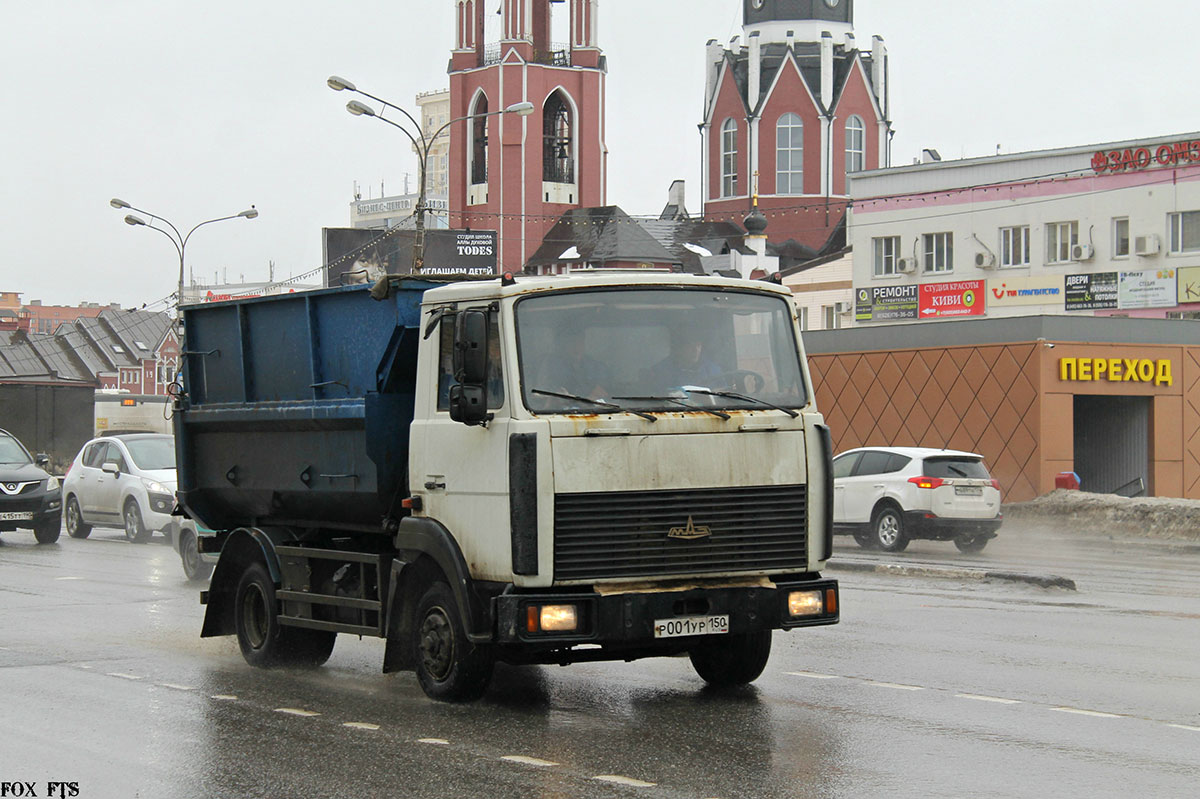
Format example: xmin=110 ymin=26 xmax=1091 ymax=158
xmin=516 ymin=288 xmax=808 ymax=415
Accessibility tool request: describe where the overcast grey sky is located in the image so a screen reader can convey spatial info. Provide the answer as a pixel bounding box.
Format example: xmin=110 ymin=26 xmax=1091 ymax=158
xmin=4 ymin=1 xmax=1198 ymax=310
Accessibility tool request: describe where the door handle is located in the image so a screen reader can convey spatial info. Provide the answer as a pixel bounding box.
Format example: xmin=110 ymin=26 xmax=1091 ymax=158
xmin=423 ymin=480 xmax=446 ymax=491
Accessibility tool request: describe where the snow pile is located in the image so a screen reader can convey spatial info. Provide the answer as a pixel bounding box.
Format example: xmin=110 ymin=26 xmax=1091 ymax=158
xmin=1003 ymin=490 xmax=1200 ymax=541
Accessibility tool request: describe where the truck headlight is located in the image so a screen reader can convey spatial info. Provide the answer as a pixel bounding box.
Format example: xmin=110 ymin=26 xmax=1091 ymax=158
xmin=788 ymin=590 xmax=825 ymax=617
xmin=526 ymin=604 xmax=578 ymax=633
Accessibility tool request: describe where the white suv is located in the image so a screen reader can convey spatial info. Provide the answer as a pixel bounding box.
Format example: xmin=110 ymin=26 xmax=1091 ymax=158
xmin=62 ymin=434 xmax=177 ymax=543
xmin=833 ymin=447 xmax=1002 ymax=553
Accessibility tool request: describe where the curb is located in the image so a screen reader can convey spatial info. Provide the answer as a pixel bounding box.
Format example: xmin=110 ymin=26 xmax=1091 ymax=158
xmin=828 ymin=559 xmax=1076 ymax=590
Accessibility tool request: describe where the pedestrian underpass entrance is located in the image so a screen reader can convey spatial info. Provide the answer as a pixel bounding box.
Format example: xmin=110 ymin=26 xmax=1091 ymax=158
xmin=1073 ymin=395 xmax=1150 ymax=496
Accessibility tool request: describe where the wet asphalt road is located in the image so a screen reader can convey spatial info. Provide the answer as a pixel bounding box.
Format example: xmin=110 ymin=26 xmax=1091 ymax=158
xmin=1 ymin=522 xmax=1198 ymax=799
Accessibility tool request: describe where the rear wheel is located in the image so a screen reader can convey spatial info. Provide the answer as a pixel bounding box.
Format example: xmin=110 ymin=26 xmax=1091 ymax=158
xmin=66 ymin=497 xmax=91 ymax=539
xmin=33 ymin=517 xmax=61 ymax=544
xmin=954 ymin=535 xmax=989 ymax=553
xmin=123 ymin=500 xmax=152 ymax=543
xmin=179 ymin=530 xmax=213 ymax=581
xmin=413 ymin=582 xmax=494 ymax=702
xmin=690 ymin=630 xmax=772 ymax=687
xmin=234 ymin=560 xmax=335 ymax=668
xmin=872 ymin=506 xmax=909 ymax=553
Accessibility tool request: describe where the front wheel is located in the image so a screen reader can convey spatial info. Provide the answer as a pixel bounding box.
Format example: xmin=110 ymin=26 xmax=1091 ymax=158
xmin=66 ymin=497 xmax=91 ymax=539
xmin=689 ymin=630 xmax=772 ymax=687
xmin=123 ymin=501 xmax=152 ymax=543
xmin=33 ymin=517 xmax=61 ymax=544
xmin=413 ymin=582 xmax=494 ymax=702
xmin=852 ymin=531 xmax=875 ymax=549
xmin=179 ymin=530 xmax=213 ymax=581
xmin=954 ymin=535 xmax=990 ymax=553
xmin=872 ymin=506 xmax=909 ymax=552
xmin=234 ymin=560 xmax=335 ymax=668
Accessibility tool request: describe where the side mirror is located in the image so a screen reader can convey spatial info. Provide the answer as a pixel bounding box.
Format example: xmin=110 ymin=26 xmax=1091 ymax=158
xmin=35 ymin=453 xmax=50 ymax=467
xmin=453 ymin=309 xmax=489 ymax=386
xmin=101 ymin=461 xmax=120 ymax=476
xmin=448 ymin=384 xmax=491 ymax=426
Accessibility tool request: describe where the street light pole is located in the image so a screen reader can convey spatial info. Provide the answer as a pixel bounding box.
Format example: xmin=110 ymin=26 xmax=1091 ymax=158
xmin=330 ymin=76 xmax=533 ymax=276
xmin=110 ymin=199 xmax=258 ymax=312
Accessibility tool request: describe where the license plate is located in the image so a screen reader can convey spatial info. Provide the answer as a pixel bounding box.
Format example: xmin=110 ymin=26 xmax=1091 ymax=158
xmin=0 ymin=511 xmax=34 ymax=521
xmin=653 ymin=614 xmax=730 ymax=639
xmin=955 ymin=486 xmax=983 ymax=496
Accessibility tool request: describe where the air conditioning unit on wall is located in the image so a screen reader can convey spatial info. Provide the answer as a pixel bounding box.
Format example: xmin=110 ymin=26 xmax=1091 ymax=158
xmin=975 ymin=251 xmax=996 ymax=268
xmin=1070 ymin=243 xmax=1094 ymax=261
xmin=834 ymin=301 xmax=850 ymax=314
xmin=897 ymin=257 xmax=916 ymax=273
xmin=1134 ymin=234 xmax=1161 ymax=256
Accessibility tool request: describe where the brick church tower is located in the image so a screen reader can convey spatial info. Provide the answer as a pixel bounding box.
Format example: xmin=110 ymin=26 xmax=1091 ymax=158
xmin=448 ymin=0 xmax=607 ymax=272
xmin=702 ymin=0 xmax=892 ymax=255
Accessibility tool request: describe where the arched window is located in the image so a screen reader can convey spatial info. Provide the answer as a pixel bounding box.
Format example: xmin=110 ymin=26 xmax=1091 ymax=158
xmin=776 ymin=113 xmax=804 ymax=195
xmin=845 ymin=115 xmax=865 ymax=177
xmin=721 ymin=119 xmax=738 ymax=197
xmin=543 ymin=90 xmax=574 ymax=183
xmin=470 ymin=92 xmax=488 ymax=185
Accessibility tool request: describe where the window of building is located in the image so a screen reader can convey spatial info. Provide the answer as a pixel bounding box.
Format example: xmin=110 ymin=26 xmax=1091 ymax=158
xmin=1112 ymin=217 xmax=1130 ymax=258
xmin=797 ymin=305 xmax=809 ymax=331
xmin=1000 ymin=225 xmax=1030 ymax=267
xmin=721 ymin=119 xmax=738 ymax=197
xmin=1168 ymin=211 xmax=1200 ymax=254
xmin=1166 ymin=311 xmax=1200 ymax=320
xmin=134 ymin=340 xmax=149 ymax=351
xmin=543 ymin=90 xmax=574 ymax=184
xmin=469 ymin=93 xmax=488 ymax=185
xmin=873 ymin=236 xmax=901 ymax=276
xmin=923 ymin=232 xmax=953 ymax=273
xmin=776 ymin=113 xmax=803 ymax=195
xmin=1046 ymin=221 xmax=1078 ymax=264
xmin=111 ymin=344 xmax=125 ymax=354
xmin=845 ymin=115 xmax=865 ymax=176
xmin=822 ymin=305 xmax=842 ymax=330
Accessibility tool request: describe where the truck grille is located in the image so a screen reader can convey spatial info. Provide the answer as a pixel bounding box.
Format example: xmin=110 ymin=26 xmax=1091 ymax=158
xmin=553 ymin=485 xmax=808 ymax=581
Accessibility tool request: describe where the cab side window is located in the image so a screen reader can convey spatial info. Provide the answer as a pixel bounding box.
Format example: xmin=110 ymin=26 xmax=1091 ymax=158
xmin=103 ymin=442 xmax=128 ymax=472
xmin=83 ymin=443 xmax=105 ymax=468
xmin=854 ymin=450 xmax=892 ymax=476
xmin=437 ymin=311 xmax=504 ymax=412
xmin=832 ymin=453 xmax=860 ymax=479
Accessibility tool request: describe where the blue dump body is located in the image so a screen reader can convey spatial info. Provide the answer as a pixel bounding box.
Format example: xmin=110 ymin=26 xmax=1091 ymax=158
xmin=175 ymin=282 xmax=437 ymax=532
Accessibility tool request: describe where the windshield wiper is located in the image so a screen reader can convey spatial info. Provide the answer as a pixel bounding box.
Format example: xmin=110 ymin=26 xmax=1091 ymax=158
xmin=532 ymin=389 xmax=656 ymax=422
xmin=684 ymin=388 xmax=799 ymax=418
xmin=613 ymin=395 xmax=730 ymax=421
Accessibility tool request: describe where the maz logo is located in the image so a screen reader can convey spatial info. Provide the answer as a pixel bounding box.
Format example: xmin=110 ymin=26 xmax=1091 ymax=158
xmin=668 ymin=516 xmax=712 ymax=540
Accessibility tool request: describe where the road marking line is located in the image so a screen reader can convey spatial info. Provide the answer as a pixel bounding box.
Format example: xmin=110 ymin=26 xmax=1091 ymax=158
xmin=344 ymin=722 xmax=381 ymax=731
xmin=502 ymin=755 xmax=559 ymax=767
xmin=865 ymin=681 xmax=923 ymax=691
xmin=54 ymin=576 xmax=83 ymax=581
xmin=593 ymin=775 xmax=656 ymax=788
xmin=1167 ymin=723 xmax=1200 ymax=732
xmin=1051 ymin=707 xmax=1122 ymax=718
xmin=955 ymin=693 xmax=1021 ymax=704
xmin=210 ymin=695 xmax=238 ymax=701
xmin=158 ymin=683 xmax=196 ymax=691
xmin=418 ymin=738 xmax=450 ymax=745
xmin=784 ymin=671 xmax=840 ymax=680
xmin=274 ymin=707 xmax=321 ymax=717
xmin=107 ymin=673 xmax=143 ymax=680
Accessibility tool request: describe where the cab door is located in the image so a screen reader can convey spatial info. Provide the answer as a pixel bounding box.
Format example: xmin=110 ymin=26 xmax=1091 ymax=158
xmin=410 ymin=308 xmax=513 ymax=582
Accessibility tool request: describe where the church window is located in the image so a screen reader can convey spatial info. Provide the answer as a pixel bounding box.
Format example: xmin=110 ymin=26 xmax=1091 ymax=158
xmin=721 ymin=119 xmax=738 ymax=197
xmin=845 ymin=115 xmax=865 ymax=176
xmin=470 ymin=93 xmax=489 ymax=185
xmin=543 ymin=91 xmax=574 ymax=184
xmin=776 ymin=113 xmax=804 ymax=195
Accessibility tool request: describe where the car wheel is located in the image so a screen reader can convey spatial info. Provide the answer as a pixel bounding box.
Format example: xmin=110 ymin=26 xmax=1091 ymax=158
xmin=872 ymin=506 xmax=909 ymax=553
xmin=66 ymin=497 xmax=91 ymax=539
xmin=954 ymin=535 xmax=989 ymax=553
xmin=235 ymin=560 xmax=335 ymax=668
xmin=412 ymin=581 xmax=494 ymax=702
xmin=123 ymin=500 xmax=152 ymax=543
xmin=689 ymin=630 xmax=772 ymax=688
xmin=33 ymin=517 xmax=61 ymax=544
xmin=852 ymin=531 xmax=875 ymax=549
xmin=179 ymin=530 xmax=213 ymax=581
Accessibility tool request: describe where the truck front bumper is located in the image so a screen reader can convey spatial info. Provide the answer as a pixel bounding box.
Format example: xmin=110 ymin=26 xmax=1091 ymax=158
xmin=493 ymin=578 xmax=838 ymax=648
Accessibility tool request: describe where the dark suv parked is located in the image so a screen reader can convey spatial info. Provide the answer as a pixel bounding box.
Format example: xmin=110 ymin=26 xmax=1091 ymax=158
xmin=0 ymin=428 xmax=63 ymax=543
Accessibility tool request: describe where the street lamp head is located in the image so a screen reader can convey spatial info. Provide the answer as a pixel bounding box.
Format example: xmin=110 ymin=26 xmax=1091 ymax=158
xmin=110 ymin=198 xmax=131 ymax=210
xmin=346 ymin=100 xmax=376 ymax=117
xmin=504 ymin=101 xmax=535 ymax=117
xmin=238 ymin=207 xmax=259 ymax=219
xmin=327 ymin=75 xmax=356 ymax=92
xmin=124 ymin=214 xmax=147 ymax=226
